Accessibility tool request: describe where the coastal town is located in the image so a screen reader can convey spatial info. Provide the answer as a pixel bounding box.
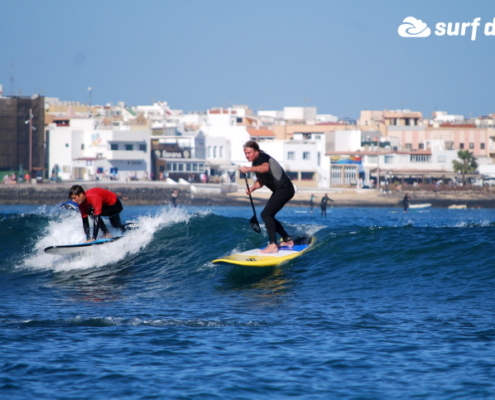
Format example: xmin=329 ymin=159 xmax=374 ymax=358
xmin=1 ymin=85 xmax=495 ymax=206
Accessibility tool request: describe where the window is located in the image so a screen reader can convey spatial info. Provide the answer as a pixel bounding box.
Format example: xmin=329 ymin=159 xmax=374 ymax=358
xmin=213 ymin=146 xmax=217 ymax=158
xmin=286 ymin=171 xmax=298 ymax=180
xmin=81 ymin=144 xmax=85 ymax=150
xmin=410 ymin=155 xmax=431 ymax=162
xmin=207 ymin=146 xmax=212 ymax=158
xmin=178 ymin=163 xmax=184 ymax=171
xmin=111 ymin=144 xmax=118 ymax=150
xmin=419 ymin=143 xmax=424 ymax=150
xmin=219 ymin=146 xmax=224 ymax=158
xmin=469 ymin=143 xmax=474 ymax=149
xmin=139 ymin=144 xmax=147 ymax=151
xmin=481 ymin=143 xmax=485 ymax=149
xmin=125 ymin=144 xmax=133 ymax=151
xmin=186 ymin=163 xmax=192 ymax=171
xmin=460 ymin=143 xmax=464 ymax=149
xmin=65 ymin=143 xmax=69 ymax=148
xmin=301 ymin=172 xmax=314 ymax=180
xmin=384 ymin=155 xmax=394 ymax=164
xmin=303 ymin=152 xmax=310 ymax=160
xmin=287 ymin=151 xmax=295 ymax=160
xmin=405 ymin=143 xmax=412 ymax=150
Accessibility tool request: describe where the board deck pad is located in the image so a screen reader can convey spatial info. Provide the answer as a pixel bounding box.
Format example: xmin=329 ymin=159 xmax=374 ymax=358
xmin=212 ymin=236 xmax=315 ymax=267
xmin=44 ymin=236 xmax=124 ymax=255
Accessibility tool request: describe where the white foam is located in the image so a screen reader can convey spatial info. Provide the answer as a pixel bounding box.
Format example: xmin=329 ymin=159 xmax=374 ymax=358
xmin=21 ymin=207 xmax=192 ymax=272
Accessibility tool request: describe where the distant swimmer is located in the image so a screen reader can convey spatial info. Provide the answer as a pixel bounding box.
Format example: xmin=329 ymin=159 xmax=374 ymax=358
xmin=320 ymin=193 xmax=334 ymax=217
xmin=403 ymin=193 xmax=411 ymax=212
xmin=69 ymin=185 xmax=126 ymax=242
xmin=239 ymin=140 xmax=294 ymax=254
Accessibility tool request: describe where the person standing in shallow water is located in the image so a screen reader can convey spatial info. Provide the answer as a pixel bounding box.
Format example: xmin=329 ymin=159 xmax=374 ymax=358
xmin=403 ymin=193 xmax=411 ymax=212
xmin=309 ymin=194 xmax=316 ymax=212
xmin=320 ymin=193 xmax=334 ymax=217
xmin=239 ymin=140 xmax=294 ymax=254
xmin=171 ymin=190 xmax=178 ymax=207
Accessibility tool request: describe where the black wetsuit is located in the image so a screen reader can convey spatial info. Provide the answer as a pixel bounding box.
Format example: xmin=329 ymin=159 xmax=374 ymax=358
xmin=320 ymin=195 xmax=331 ymax=217
xmin=402 ymin=195 xmax=410 ymax=212
xmin=253 ymin=151 xmax=295 ymax=244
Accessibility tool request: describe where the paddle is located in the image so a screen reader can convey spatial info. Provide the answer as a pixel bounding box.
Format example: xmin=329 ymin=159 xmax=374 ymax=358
xmin=244 ymin=177 xmax=261 ymax=233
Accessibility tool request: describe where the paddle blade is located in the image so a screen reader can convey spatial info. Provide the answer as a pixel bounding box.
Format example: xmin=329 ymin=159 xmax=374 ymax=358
xmin=250 ymin=216 xmax=261 ymax=233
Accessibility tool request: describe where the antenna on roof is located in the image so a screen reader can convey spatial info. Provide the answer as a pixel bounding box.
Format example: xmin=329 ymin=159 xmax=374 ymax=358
xmin=10 ymin=63 xmax=15 ymax=96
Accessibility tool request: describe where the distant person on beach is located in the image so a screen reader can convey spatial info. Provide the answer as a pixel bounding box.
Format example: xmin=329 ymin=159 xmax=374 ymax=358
xmin=171 ymin=190 xmax=178 ymax=207
xmin=239 ymin=140 xmax=294 ymax=254
xmin=403 ymin=193 xmax=411 ymax=212
xmin=309 ymin=194 xmax=316 ymax=212
xmin=320 ymin=193 xmax=334 ymax=217
xmin=68 ymin=185 xmax=126 ymax=242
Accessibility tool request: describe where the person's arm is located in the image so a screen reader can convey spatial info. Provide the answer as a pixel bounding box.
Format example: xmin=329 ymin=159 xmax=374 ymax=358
xmin=82 ymin=217 xmax=91 ymax=241
xmin=247 ymin=180 xmax=263 ymax=194
xmin=239 ymin=162 xmax=270 ymax=174
xmin=91 ymin=215 xmax=109 ymax=241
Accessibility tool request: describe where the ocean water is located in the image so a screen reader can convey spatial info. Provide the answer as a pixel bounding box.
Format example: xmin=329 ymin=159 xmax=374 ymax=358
xmin=1 ymin=203 xmax=495 ymax=399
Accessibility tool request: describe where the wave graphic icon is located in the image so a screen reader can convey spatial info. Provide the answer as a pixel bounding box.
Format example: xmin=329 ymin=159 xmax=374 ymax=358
xmin=398 ymin=17 xmax=431 ymax=38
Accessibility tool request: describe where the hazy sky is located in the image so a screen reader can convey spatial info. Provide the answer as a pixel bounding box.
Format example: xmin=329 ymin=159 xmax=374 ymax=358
xmin=1 ymin=0 xmax=494 ymax=119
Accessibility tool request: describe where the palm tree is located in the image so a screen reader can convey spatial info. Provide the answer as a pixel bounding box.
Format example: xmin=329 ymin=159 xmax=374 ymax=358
xmin=452 ymin=150 xmax=478 ymax=184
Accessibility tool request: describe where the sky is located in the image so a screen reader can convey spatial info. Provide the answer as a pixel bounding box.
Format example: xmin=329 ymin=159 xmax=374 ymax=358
xmin=1 ymin=0 xmax=494 ymax=120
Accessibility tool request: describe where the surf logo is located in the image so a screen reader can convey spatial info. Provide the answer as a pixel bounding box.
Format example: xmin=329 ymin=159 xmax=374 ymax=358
xmin=398 ymin=17 xmax=431 ymax=38
xmin=399 ymin=16 xmax=495 ymax=41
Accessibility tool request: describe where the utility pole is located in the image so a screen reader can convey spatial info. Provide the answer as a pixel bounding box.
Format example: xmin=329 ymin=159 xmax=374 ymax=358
xmin=29 ymin=108 xmax=33 ymax=179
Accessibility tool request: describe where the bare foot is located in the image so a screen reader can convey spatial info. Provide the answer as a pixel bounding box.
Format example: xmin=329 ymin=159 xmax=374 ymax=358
xmin=279 ymin=240 xmax=294 ymax=247
xmin=261 ymin=243 xmax=279 ymax=253
xmin=104 ymin=233 xmax=112 ymax=239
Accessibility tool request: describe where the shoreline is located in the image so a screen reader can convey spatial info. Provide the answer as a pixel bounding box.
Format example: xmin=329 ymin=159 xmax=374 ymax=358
xmin=1 ymin=182 xmax=495 ymax=208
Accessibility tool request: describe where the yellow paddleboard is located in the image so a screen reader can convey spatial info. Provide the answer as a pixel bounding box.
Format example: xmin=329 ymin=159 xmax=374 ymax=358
xmin=212 ymin=237 xmax=315 ymax=267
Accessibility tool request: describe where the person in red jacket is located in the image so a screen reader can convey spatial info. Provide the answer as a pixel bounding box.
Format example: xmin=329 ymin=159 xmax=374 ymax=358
xmin=68 ymin=185 xmax=126 ymax=242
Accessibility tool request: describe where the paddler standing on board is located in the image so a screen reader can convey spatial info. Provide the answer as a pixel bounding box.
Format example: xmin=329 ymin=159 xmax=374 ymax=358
xmin=239 ymin=140 xmax=295 ymax=253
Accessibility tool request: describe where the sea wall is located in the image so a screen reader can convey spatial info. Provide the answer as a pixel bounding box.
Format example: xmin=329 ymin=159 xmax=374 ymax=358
xmin=0 ymin=183 xmax=250 ymax=207
xmin=2 ymin=183 xmax=495 ymax=208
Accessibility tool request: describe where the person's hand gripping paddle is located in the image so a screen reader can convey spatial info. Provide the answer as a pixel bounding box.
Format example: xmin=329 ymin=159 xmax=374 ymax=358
xmin=245 ymin=177 xmax=261 ymax=233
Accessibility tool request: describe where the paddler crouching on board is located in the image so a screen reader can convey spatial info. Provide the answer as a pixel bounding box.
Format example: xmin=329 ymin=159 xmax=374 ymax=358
xmin=68 ymin=185 xmax=126 ymax=242
xmin=239 ymin=140 xmax=295 ymax=254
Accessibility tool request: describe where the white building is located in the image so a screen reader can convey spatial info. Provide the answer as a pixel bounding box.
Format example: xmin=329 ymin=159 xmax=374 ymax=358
xmin=47 ymin=117 xmax=151 ymax=181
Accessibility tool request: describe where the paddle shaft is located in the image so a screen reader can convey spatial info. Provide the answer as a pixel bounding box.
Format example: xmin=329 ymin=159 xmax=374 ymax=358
xmin=245 ymin=177 xmax=258 ymax=216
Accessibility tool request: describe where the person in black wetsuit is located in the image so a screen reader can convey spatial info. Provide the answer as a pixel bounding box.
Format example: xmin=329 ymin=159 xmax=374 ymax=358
xmin=239 ymin=140 xmax=294 ymax=253
xmin=320 ymin=193 xmax=334 ymax=217
xmin=402 ymin=193 xmax=411 ymax=212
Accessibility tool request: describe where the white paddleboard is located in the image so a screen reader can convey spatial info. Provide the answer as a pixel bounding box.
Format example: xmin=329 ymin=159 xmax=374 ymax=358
xmin=44 ymin=237 xmax=124 ymax=255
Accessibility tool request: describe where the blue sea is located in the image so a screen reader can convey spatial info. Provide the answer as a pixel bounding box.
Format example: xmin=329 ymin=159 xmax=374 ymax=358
xmin=1 ymin=203 xmax=495 ymax=399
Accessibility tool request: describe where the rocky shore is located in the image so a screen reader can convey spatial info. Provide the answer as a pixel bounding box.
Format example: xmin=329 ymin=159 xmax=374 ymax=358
xmin=1 ymin=181 xmax=495 ymax=209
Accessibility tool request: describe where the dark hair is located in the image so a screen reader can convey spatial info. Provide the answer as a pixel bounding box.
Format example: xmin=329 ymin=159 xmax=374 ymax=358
xmin=68 ymin=184 xmax=85 ymax=199
xmin=243 ymin=140 xmax=260 ymax=151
